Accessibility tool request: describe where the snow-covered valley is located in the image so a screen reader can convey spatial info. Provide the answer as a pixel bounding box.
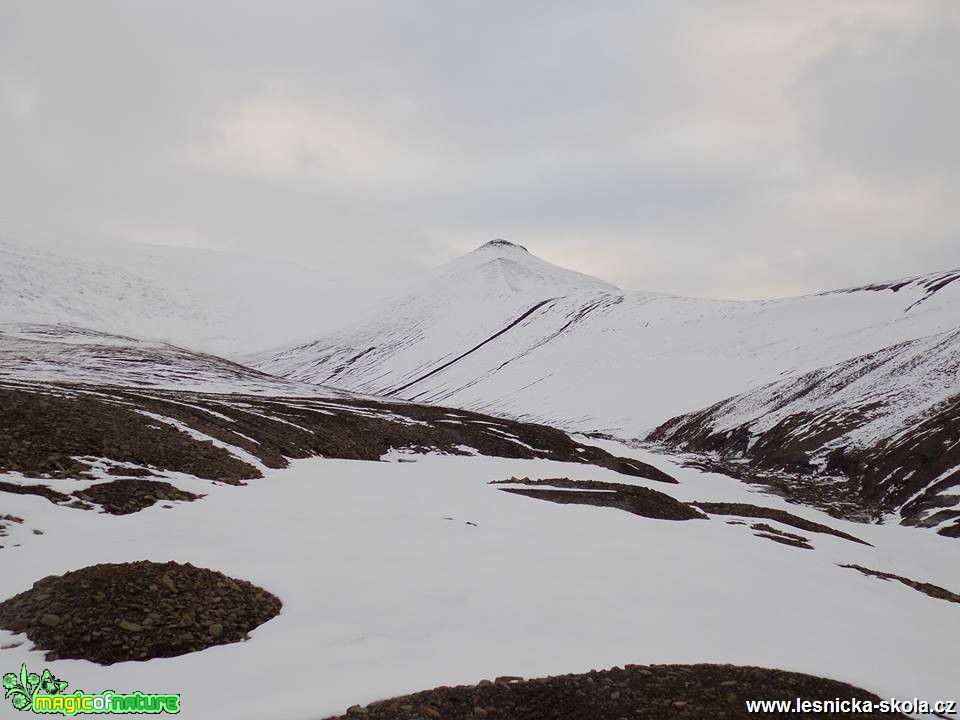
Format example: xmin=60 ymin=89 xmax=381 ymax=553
xmin=3 ymin=448 xmax=958 ymax=719
xmin=1 ymin=238 xmax=957 ymax=718
xmin=252 ymin=240 xmax=960 ymax=537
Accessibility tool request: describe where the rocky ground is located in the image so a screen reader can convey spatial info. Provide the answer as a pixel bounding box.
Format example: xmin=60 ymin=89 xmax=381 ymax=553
xmin=323 ymin=664 xmax=908 ymax=720
xmin=690 ymin=502 xmax=870 ymax=546
xmin=0 ymin=382 xmax=670 ymax=490
xmin=490 ymin=477 xmax=704 ymax=521
xmin=841 ymin=564 xmax=960 ymax=604
xmin=647 ymin=342 xmax=960 ymax=538
xmin=491 ymin=478 xmax=870 ymax=547
xmin=74 ymin=479 xmax=202 ymax=515
xmin=0 ymin=561 xmax=281 ymax=664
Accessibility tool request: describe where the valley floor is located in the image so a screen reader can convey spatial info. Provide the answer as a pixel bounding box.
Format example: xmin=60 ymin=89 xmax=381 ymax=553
xmin=1 ymin=443 xmax=957 ymax=719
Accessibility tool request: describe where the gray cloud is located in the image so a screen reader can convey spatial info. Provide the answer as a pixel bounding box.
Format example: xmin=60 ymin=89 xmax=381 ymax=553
xmin=1 ymin=0 xmax=958 ymax=301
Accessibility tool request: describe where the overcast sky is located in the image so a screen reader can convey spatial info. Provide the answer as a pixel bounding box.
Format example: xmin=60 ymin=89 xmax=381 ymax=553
xmin=2 ymin=1 xmax=958 ymax=300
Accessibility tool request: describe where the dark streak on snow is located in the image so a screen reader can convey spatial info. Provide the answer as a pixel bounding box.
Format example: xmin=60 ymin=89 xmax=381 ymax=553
xmin=389 ymin=298 xmax=557 ymax=397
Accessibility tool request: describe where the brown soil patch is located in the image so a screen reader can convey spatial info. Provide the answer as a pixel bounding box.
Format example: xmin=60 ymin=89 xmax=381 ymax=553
xmin=0 ymin=385 xmax=673 ymax=491
xmin=0 ymin=561 xmax=281 ymax=664
xmin=106 ymin=466 xmax=155 ymax=477
xmin=0 ymin=480 xmax=71 ymax=504
xmin=753 ymin=533 xmax=813 ymax=550
xmin=0 ymin=387 xmax=256 ymax=483
xmin=841 ymin=564 xmax=960 ymax=604
xmin=692 ymin=502 xmax=870 ymax=546
xmin=324 ymin=664 xmax=906 ymax=719
xmin=74 ymin=479 xmax=202 ymax=515
xmin=751 ymin=523 xmax=812 ymax=549
xmin=491 ymin=477 xmax=704 ymax=521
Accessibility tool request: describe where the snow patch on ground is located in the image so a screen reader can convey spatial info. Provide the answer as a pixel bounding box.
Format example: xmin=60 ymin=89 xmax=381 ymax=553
xmin=1 ymin=446 xmax=957 ymax=719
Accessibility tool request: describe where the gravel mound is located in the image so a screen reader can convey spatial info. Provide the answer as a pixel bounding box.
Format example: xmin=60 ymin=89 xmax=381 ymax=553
xmin=0 ymin=561 xmax=281 ymax=664
xmin=325 ymin=664 xmax=907 ymax=719
xmin=74 ymin=479 xmax=202 ymax=515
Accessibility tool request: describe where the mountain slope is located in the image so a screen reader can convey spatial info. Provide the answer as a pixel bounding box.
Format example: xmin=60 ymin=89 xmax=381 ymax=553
xmin=3 ymin=242 xmax=959 ymax=717
xmin=251 ymin=241 xmax=960 ymax=533
xmin=0 ymin=237 xmax=374 ymax=354
xmin=648 ymin=329 xmax=960 ymax=536
xmin=252 ymin=241 xmax=960 ymax=438
xmin=0 ymin=324 xmax=362 ymax=397
xmin=251 ymin=240 xmax=620 ymax=395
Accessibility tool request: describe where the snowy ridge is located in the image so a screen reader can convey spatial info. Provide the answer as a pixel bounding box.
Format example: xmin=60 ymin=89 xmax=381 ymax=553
xmin=648 ymin=330 xmax=960 ymax=534
xmin=689 ymin=329 xmax=959 ymax=448
xmin=0 ymin=324 xmax=362 ymax=398
xmin=248 ymin=239 xmax=622 ymax=396
xmin=0 ymin=237 xmax=368 ymax=354
xmin=252 ymin=241 xmax=960 ymax=439
xmin=0 ymin=240 xmax=222 ymax=347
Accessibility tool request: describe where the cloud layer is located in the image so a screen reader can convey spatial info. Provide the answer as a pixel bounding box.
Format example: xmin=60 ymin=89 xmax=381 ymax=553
xmin=2 ymin=1 xmax=957 ymax=299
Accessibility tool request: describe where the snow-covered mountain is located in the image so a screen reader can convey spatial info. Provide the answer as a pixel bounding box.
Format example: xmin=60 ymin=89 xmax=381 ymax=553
xmin=3 ymin=238 xmax=959 ymax=718
xmin=649 ymin=329 xmax=960 ymax=536
xmin=0 ymin=324 xmax=363 ymax=397
xmin=252 ymin=240 xmax=960 ymax=438
xmin=250 ymin=239 xmax=619 ymax=399
xmin=0 ymin=237 xmax=378 ymax=354
xmin=251 ymin=240 xmax=960 ymax=533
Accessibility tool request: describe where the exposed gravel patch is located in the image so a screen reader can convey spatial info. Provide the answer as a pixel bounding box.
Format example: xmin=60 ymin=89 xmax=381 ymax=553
xmin=74 ymin=479 xmax=203 ymax=515
xmin=0 ymin=387 xmax=257 ymax=483
xmin=0 ymin=561 xmax=281 ymax=664
xmin=841 ymin=564 xmax=960 ymax=604
xmin=0 ymin=384 xmax=673 ymax=489
xmin=0 ymin=480 xmax=71 ymax=504
xmin=491 ymin=477 xmax=704 ymax=521
xmin=323 ymin=664 xmax=906 ymax=719
xmin=692 ymin=502 xmax=870 ymax=546
xmin=750 ymin=523 xmax=812 ymax=550
xmin=753 ymin=532 xmax=813 ymax=550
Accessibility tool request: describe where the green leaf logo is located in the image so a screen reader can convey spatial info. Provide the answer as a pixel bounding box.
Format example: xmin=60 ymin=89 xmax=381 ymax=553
xmin=3 ymin=663 xmax=69 ymax=711
xmin=3 ymin=663 xmax=34 ymax=712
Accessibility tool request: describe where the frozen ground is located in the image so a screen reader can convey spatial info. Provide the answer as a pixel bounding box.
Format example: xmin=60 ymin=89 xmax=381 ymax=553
xmin=2 ymin=443 xmax=957 ymax=719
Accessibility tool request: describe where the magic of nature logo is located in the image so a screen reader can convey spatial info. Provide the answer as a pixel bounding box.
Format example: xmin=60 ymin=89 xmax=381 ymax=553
xmin=4 ymin=663 xmax=180 ymax=715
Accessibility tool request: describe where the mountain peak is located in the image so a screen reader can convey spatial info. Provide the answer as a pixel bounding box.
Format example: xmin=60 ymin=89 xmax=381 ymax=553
xmin=446 ymin=238 xmax=618 ymax=295
xmin=475 ymin=238 xmax=529 ymax=253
